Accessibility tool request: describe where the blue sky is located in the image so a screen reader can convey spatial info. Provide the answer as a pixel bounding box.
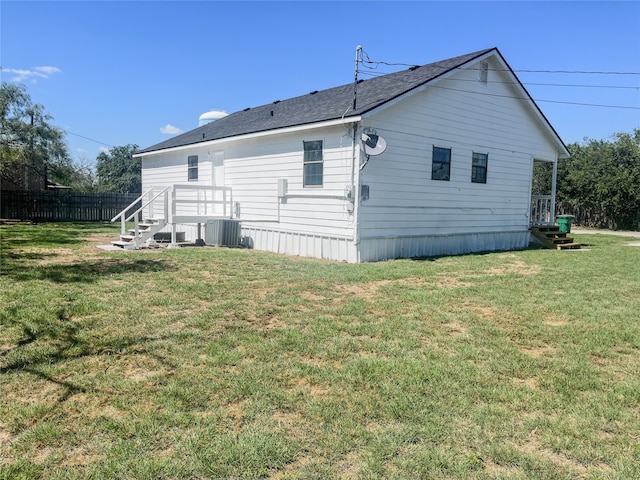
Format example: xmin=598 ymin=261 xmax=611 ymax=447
xmin=2 ymin=1 xmax=639 ymax=165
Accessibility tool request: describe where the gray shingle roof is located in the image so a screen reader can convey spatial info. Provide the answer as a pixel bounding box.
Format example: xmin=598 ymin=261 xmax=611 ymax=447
xmin=137 ymin=48 xmax=495 ymax=154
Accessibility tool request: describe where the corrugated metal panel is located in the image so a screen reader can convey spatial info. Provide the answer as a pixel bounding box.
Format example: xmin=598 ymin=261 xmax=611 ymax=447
xmin=241 ymin=227 xmax=528 ymax=263
xmin=241 ymin=226 xmax=358 ymax=262
xmin=356 ymin=231 xmax=530 ymax=262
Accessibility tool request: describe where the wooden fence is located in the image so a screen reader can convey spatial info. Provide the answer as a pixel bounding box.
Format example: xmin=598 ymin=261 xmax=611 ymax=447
xmin=1 ymin=190 xmax=140 ymax=222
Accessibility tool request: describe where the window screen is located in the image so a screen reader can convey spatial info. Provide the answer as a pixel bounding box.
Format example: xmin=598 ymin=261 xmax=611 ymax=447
xmin=431 ymin=147 xmax=451 ymax=181
xmin=303 ymin=140 xmax=323 ymax=187
xmin=472 ymin=152 xmax=488 ymax=184
xmin=188 ymin=155 xmax=198 ymax=181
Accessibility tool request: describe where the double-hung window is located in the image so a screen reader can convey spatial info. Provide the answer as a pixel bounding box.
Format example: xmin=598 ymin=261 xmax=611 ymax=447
xmin=431 ymin=146 xmax=451 ymax=181
xmin=188 ymin=155 xmax=198 ymax=181
xmin=472 ymin=152 xmax=488 ymax=184
xmin=303 ymin=140 xmax=323 ymax=187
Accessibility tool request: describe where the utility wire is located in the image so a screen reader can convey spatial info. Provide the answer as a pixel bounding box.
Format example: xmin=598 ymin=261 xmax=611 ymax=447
xmin=57 ymin=127 xmax=115 ymax=149
xmin=361 ymin=58 xmax=640 ymax=76
xmin=358 ymin=70 xmax=639 ymax=90
xmin=357 ymin=70 xmax=640 ymax=110
xmin=427 ymin=82 xmax=639 ymax=110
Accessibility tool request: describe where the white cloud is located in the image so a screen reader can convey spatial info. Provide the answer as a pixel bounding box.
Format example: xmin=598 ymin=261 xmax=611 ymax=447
xmin=2 ymin=66 xmax=62 ymax=83
xmin=160 ymin=124 xmax=183 ymax=135
xmin=99 ymin=147 xmax=110 ymax=154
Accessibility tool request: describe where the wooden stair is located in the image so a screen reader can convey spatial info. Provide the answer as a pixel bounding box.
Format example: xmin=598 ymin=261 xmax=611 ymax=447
xmin=530 ymin=226 xmax=581 ymax=250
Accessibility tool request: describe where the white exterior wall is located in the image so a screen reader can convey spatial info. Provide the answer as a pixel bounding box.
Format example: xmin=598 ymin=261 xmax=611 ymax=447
xmin=226 ymin=125 xmax=358 ymax=262
xmin=140 ymin=124 xmax=359 ymax=260
xmin=141 ymin=145 xmax=217 ymax=240
xmin=354 ymin=56 xmax=560 ymax=261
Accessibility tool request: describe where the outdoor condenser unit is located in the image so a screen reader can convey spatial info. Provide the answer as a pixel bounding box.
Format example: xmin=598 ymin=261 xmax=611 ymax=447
xmin=204 ymin=219 xmax=241 ymax=247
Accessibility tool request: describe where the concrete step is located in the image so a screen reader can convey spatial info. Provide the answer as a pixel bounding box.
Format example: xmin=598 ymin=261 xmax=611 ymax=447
xmin=111 ymin=240 xmax=134 ymax=249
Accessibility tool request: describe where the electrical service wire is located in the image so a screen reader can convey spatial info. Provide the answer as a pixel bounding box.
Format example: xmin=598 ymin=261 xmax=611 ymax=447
xmin=356 ymin=69 xmax=640 ymax=111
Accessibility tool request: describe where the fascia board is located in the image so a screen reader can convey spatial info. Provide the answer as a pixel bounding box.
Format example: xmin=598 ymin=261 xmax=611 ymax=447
xmin=133 ymin=116 xmax=362 ymax=158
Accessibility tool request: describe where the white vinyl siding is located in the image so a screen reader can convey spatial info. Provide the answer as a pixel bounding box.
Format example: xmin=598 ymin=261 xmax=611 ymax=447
xmin=357 ymin=55 xmax=558 ymax=241
xmin=223 ymin=128 xmax=353 ymax=238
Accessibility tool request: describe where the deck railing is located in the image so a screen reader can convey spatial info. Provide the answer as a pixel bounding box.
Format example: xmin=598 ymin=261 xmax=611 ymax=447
xmin=531 ymin=195 xmax=553 ymax=226
xmin=111 ymin=185 xmax=233 ymax=234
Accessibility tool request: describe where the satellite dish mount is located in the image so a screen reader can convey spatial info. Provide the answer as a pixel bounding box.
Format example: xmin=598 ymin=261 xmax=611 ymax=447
xmin=361 ymin=127 xmax=387 ymax=161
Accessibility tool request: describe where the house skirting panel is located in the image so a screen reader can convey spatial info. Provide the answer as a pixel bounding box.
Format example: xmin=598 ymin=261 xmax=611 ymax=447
xmin=241 ymin=226 xmax=358 ymax=263
xmin=240 ymin=227 xmax=530 ymax=263
xmin=356 ymin=231 xmax=531 ymax=263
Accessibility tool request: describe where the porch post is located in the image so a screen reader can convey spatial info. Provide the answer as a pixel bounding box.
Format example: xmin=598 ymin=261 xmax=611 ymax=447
xmin=550 ymin=152 xmax=558 ymax=225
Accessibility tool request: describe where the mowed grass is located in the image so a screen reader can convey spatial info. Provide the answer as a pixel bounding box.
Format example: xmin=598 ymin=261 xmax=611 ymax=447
xmin=1 ymin=223 xmax=639 ymax=479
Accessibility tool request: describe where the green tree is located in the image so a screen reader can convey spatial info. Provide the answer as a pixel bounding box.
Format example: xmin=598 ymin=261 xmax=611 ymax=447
xmin=0 ymin=82 xmax=70 ymax=190
xmin=95 ymin=144 xmax=141 ymax=193
xmin=557 ymin=130 xmax=640 ymax=230
xmin=49 ymin=156 xmax=97 ymax=190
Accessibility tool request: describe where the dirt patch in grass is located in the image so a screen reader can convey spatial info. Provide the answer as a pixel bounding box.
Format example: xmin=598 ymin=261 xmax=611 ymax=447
xmin=287 ymin=376 xmax=332 ymax=398
xmin=435 ymin=274 xmax=473 ymax=288
xmin=519 ymin=345 xmax=557 ymax=358
xmin=300 ymin=291 xmax=327 ymax=302
xmin=335 ymin=282 xmax=386 ymax=301
xmin=69 ymin=394 xmax=127 ymax=420
xmin=487 ymin=255 xmax=541 ymax=276
xmin=298 ymin=355 xmax=343 ymax=370
xmin=61 ymin=446 xmax=103 ymax=467
xmin=519 ymin=438 xmax=588 ymax=477
xmin=0 ymin=428 xmax=17 ymax=464
xmin=543 ymin=317 xmax=570 ymax=327
xmin=444 ymin=321 xmax=469 ymax=337
xmin=514 ymin=376 xmax=540 ymax=389
xmin=224 ymin=400 xmax=245 ymax=420
xmin=484 ymin=460 xmax=524 ymax=477
xmin=457 ymin=300 xmax=500 ymax=320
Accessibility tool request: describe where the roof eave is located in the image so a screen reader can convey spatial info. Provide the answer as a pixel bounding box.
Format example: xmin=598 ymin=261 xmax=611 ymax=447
xmin=134 ymin=115 xmax=362 ymax=157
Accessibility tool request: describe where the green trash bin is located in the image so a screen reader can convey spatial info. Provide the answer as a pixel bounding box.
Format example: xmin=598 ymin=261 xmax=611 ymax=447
xmin=556 ymin=215 xmax=575 ymax=233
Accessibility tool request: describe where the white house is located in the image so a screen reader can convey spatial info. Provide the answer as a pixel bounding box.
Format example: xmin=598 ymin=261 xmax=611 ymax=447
xmin=123 ymin=47 xmax=569 ymax=262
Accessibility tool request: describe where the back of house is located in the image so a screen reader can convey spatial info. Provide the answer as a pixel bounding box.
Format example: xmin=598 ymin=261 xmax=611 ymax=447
xmin=134 ymin=47 xmax=568 ymax=262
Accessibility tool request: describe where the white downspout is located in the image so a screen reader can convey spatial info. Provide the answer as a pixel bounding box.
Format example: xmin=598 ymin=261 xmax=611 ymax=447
xmin=551 ymin=151 xmax=558 ymax=225
xmin=351 ymin=122 xmax=361 ymax=246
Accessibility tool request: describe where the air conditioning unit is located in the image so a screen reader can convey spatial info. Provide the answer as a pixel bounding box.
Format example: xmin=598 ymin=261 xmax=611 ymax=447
xmin=205 ymin=219 xmax=241 ymax=247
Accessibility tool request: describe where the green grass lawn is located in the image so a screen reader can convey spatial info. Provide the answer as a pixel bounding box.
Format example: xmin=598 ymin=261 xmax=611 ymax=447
xmin=1 ymin=223 xmax=639 ymax=479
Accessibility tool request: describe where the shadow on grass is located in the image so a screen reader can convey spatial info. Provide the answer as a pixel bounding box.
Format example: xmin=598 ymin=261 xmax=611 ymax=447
xmin=1 ymin=222 xmax=119 ymax=249
xmin=408 ymin=246 xmax=538 ymax=262
xmin=1 ymin=310 xmax=179 ymax=403
xmin=1 ymin=256 xmax=174 ymax=283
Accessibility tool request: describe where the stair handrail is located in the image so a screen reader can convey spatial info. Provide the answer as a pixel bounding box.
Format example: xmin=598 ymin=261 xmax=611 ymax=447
xmin=123 ymin=185 xmax=171 ymax=223
xmin=111 ymin=186 xmax=171 ymax=236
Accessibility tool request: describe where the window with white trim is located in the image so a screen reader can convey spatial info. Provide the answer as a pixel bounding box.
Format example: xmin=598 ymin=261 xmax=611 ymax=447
xmin=303 ymin=140 xmax=323 ymax=187
xmin=472 ymin=152 xmax=488 ymax=184
xmin=431 ymin=146 xmax=451 ymax=181
xmin=188 ymin=155 xmax=198 ymax=181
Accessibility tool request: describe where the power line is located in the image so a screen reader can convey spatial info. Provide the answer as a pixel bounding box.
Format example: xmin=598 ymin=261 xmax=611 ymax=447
xmin=431 ymin=83 xmax=640 ymax=111
xmin=359 ymin=70 xmax=639 ymax=90
xmin=58 ymin=127 xmax=115 ymax=149
xmin=357 ymin=70 xmax=640 ymax=110
xmin=361 ymin=58 xmax=640 ymax=76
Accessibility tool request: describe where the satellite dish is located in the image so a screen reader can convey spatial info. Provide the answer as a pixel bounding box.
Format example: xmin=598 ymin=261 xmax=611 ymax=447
xmin=361 ymin=130 xmax=387 ymax=156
